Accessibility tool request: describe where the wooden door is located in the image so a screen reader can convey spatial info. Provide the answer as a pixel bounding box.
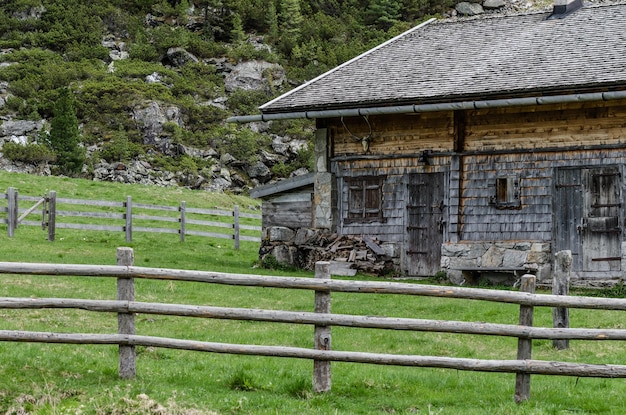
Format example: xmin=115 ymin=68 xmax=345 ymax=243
xmin=555 ymin=166 xmax=622 ymax=273
xmin=581 ymin=167 xmax=622 ymax=271
xmin=406 ymin=172 xmax=445 ymax=276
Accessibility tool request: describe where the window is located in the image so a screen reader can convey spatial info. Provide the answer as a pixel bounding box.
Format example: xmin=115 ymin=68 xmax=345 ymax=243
xmin=346 ymin=176 xmax=384 ymax=223
xmin=491 ymin=175 xmax=521 ymax=209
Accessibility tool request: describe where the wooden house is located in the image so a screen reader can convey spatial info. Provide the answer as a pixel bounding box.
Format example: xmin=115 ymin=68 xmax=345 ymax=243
xmin=231 ymin=1 xmax=626 ymax=286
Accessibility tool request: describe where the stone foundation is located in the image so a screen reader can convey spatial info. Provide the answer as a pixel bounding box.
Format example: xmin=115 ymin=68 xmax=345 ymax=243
xmin=441 ymin=241 xmax=552 ymax=285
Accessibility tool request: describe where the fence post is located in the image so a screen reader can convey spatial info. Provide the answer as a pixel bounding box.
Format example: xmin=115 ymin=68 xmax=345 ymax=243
xmin=41 ymin=194 xmax=47 ymax=230
xmin=125 ymin=196 xmax=132 ymax=243
xmin=553 ymin=250 xmax=572 ymax=350
xmin=233 ymin=205 xmax=240 ymax=250
xmin=313 ymin=261 xmax=332 ymax=393
xmin=117 ymin=247 xmax=136 ymax=379
xmin=7 ymin=187 xmax=17 ymax=237
xmin=47 ymin=191 xmax=56 ymax=242
xmin=515 ymin=274 xmax=536 ymax=403
xmin=180 ymin=201 xmax=186 ymax=242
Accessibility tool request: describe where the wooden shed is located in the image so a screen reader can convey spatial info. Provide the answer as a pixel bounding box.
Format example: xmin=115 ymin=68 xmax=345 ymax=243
xmin=234 ymin=1 xmax=626 ymax=286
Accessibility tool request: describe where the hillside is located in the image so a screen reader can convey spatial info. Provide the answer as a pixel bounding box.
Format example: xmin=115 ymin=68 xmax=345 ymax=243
xmin=0 ymin=0 xmax=616 ymax=194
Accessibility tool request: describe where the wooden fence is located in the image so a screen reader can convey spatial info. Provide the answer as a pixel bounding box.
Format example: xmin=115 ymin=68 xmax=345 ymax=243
xmin=0 ymin=187 xmax=261 ymax=248
xmin=3 ymin=248 xmax=626 ymax=402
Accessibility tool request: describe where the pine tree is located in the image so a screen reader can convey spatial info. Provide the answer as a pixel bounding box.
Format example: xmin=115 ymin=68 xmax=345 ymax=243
xmin=47 ymin=88 xmax=85 ymax=176
xmin=279 ymin=0 xmax=302 ymax=39
xmin=266 ymin=0 xmax=279 ymax=42
xmin=366 ymin=0 xmax=401 ymax=30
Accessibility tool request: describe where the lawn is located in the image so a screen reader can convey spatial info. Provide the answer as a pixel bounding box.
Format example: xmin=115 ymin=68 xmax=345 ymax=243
xmin=2 ymin=171 xmax=626 ymax=414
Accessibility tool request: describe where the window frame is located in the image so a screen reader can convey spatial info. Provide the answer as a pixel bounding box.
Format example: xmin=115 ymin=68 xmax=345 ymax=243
xmin=345 ymin=176 xmax=385 ymax=224
xmin=490 ymin=174 xmax=521 ymax=209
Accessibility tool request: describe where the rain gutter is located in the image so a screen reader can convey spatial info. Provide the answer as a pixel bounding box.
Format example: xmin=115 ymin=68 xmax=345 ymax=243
xmin=226 ymin=90 xmax=626 ymax=123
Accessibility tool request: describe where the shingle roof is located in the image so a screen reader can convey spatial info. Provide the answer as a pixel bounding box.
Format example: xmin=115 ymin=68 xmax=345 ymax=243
xmin=261 ymin=4 xmax=626 ymax=114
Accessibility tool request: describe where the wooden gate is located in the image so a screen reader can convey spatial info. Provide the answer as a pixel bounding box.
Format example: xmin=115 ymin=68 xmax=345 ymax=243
xmin=406 ymin=172 xmax=445 ymax=276
xmin=554 ymin=166 xmax=622 ymax=276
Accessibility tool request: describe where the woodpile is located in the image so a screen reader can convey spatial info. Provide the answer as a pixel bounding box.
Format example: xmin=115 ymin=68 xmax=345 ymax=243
xmin=298 ymin=232 xmax=396 ymax=277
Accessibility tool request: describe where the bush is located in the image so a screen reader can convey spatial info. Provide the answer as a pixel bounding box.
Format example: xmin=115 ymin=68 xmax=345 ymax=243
xmin=214 ymin=126 xmax=270 ymax=164
xmin=99 ymin=127 xmax=145 ymax=163
xmin=1 ymin=141 xmax=56 ymax=164
xmin=227 ymin=89 xmax=270 ymax=116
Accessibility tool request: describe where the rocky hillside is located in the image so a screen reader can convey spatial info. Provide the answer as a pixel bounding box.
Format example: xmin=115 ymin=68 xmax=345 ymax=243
xmin=0 ymin=0 xmax=621 ymax=193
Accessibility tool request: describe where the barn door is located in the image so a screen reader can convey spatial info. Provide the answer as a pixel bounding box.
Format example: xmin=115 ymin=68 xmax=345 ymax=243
xmin=581 ymin=167 xmax=622 ymax=271
xmin=555 ymin=166 xmax=622 ymax=273
xmin=406 ymin=172 xmax=445 ymax=276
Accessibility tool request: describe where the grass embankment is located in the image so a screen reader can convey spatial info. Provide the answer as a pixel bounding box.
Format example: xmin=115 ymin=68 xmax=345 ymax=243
xmin=2 ymin=171 xmax=626 ymax=414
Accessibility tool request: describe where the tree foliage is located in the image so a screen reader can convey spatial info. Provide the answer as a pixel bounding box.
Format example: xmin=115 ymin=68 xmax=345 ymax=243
xmin=47 ymin=88 xmax=85 ymax=176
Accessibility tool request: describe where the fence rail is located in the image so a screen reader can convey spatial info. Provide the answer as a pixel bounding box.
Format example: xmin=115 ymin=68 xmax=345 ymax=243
xmin=2 ymin=249 xmax=626 ymax=402
xmin=0 ymin=187 xmax=261 ymax=248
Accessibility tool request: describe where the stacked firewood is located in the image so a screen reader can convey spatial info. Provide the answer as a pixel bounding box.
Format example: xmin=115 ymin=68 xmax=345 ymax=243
xmin=298 ymin=232 xmax=396 ymax=277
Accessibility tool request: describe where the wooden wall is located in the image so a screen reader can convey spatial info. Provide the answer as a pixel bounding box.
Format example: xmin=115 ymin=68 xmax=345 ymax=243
xmin=466 ymin=101 xmax=626 ymax=152
xmin=261 ymin=187 xmax=313 ymax=229
xmin=459 ymin=99 xmax=626 ymax=242
xmin=322 ymin=98 xmax=626 ymax=246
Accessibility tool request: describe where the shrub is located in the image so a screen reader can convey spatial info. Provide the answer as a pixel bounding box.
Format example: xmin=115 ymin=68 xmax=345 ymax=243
xmin=1 ymin=141 xmax=56 ymax=164
xmin=214 ymin=126 xmax=270 ymax=164
xmin=99 ymin=127 xmax=145 ymax=163
xmin=227 ymin=89 xmax=269 ymax=116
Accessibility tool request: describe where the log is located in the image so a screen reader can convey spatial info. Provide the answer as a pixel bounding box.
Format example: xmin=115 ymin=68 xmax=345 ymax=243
xmin=4 ymin=297 xmax=626 ymax=341
xmin=553 ymin=250 xmax=572 ymax=350
xmin=3 ymin=330 xmax=626 ymax=378
xmin=515 ymin=274 xmax=536 ymax=403
xmin=3 ymin=262 xmax=626 ymax=311
xmin=314 ymin=261 xmax=332 ymax=393
xmin=117 ymin=247 xmax=136 ymax=379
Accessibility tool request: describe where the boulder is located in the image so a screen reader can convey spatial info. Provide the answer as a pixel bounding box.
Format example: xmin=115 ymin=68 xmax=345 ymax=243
xmin=483 ymin=0 xmax=506 ymax=9
xmin=224 ymin=60 xmax=286 ymax=92
xmin=0 ymin=120 xmax=44 ymax=137
xmin=246 ymin=161 xmax=272 ymax=182
xmin=456 ymin=2 xmax=484 ymax=15
xmin=132 ymin=102 xmax=183 ymax=147
xmin=164 ymin=47 xmax=199 ymax=67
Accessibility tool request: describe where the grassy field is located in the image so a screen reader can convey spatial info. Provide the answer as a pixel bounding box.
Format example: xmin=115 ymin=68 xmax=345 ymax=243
xmin=2 ymin=171 xmax=626 ymax=414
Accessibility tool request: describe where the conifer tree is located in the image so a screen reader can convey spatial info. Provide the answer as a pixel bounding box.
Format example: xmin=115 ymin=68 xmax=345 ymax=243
xmin=279 ymin=0 xmax=302 ymax=39
xmin=47 ymin=88 xmax=85 ymax=176
xmin=366 ymin=0 xmax=400 ymax=30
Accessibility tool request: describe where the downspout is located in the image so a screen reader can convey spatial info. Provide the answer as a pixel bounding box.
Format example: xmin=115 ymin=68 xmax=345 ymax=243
xmin=227 ymin=90 xmax=626 ymax=123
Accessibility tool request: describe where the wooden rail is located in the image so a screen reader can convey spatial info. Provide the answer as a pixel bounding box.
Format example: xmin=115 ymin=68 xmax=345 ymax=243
xmin=0 ymin=187 xmax=261 ymax=247
xmin=2 ymin=249 xmax=626 ymax=402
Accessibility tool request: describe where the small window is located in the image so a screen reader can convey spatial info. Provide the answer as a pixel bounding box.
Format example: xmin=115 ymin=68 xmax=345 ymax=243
xmin=346 ymin=176 xmax=385 ymax=223
xmin=491 ymin=175 xmax=521 ymax=209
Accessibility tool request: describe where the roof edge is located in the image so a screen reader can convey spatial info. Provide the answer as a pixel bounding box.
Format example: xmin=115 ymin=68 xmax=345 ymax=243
xmin=258 ymin=17 xmax=438 ymax=111
xmin=249 ymin=172 xmax=315 ymax=199
xmin=227 ymin=90 xmax=626 ymax=123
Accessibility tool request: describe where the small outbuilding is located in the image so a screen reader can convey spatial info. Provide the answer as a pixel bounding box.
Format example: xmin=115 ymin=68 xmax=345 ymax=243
xmin=235 ymin=0 xmax=626 ymax=286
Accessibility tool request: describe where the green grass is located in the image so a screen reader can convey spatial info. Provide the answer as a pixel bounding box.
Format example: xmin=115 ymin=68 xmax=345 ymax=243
xmin=3 ymin=171 xmax=626 ymax=414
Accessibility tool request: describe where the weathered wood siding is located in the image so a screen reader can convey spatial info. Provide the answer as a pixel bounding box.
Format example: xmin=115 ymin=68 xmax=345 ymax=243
xmin=261 ymin=188 xmax=313 ymax=229
xmin=459 ymin=99 xmax=626 ymax=242
xmin=320 ymin=99 xmax=626 ymax=277
xmin=332 ymin=112 xmax=454 ymax=156
xmin=465 ymin=101 xmax=626 ymax=152
xmin=326 ymin=112 xmax=454 ymax=246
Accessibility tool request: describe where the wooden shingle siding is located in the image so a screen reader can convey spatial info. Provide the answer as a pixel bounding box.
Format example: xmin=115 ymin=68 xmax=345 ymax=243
xmin=466 ymin=100 xmax=626 ymax=152
xmin=458 ymin=149 xmax=626 ymax=243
